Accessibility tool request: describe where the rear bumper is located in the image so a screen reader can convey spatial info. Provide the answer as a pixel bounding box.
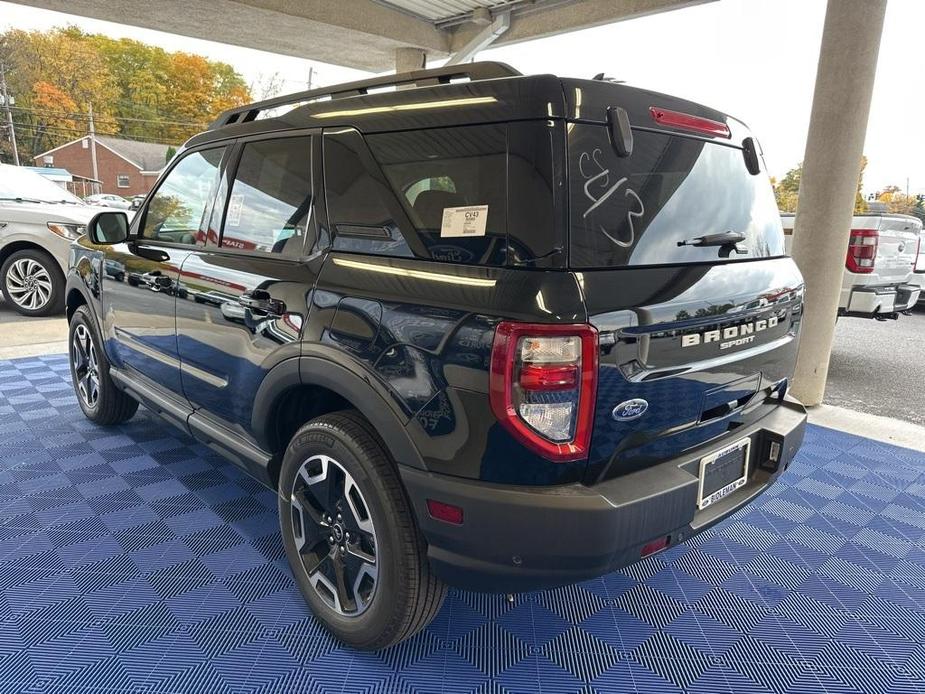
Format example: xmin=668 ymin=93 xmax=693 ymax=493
xmin=841 ymin=283 xmax=920 ymax=316
xmin=401 ymin=398 xmax=807 ymax=593
xmin=911 ymin=273 xmax=925 ymax=304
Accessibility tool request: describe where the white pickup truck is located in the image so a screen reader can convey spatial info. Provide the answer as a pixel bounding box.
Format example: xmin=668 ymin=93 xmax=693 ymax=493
xmin=781 ymin=212 xmax=922 ymax=319
xmin=910 ymin=224 xmax=925 ymax=305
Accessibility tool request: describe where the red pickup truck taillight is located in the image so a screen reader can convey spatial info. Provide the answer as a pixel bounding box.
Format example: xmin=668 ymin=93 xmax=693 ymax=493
xmin=489 ymin=322 xmax=598 ymax=463
xmin=845 ymin=228 xmax=878 ymax=274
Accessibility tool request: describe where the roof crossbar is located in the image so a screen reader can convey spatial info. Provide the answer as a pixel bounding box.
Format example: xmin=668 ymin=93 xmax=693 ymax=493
xmin=209 ymin=61 xmax=522 ymax=129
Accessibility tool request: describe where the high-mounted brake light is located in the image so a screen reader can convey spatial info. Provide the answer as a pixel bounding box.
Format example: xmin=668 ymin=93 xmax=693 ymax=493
xmin=489 ymin=322 xmax=598 ymax=463
xmin=846 ymin=229 xmax=878 ymax=274
xmin=649 ymin=106 xmax=731 ymax=139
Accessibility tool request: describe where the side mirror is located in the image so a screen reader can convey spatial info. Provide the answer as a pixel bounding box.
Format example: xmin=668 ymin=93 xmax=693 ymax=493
xmin=88 ymin=211 xmax=129 ymax=245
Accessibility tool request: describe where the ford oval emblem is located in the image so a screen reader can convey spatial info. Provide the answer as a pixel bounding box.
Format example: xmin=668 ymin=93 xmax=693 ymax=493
xmin=612 ymin=398 xmax=649 ymax=421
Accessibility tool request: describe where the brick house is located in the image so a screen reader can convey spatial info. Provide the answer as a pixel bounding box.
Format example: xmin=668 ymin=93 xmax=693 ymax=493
xmin=33 ymin=136 xmax=173 ymax=197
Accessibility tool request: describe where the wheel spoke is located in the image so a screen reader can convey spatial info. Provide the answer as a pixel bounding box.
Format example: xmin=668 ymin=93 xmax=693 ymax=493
xmin=291 ymin=490 xmax=326 ymax=552
xmin=331 ymin=554 xmax=353 ymax=611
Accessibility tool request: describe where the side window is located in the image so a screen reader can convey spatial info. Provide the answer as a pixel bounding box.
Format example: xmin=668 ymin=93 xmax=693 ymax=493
xmin=141 ymin=148 xmax=224 ymax=245
xmin=367 ymin=125 xmax=508 ymax=265
xmin=220 ymin=136 xmax=313 ymax=256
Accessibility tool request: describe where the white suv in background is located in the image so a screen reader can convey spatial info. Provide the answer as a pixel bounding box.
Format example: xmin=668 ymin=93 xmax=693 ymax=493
xmin=0 ymin=164 xmax=112 ymax=316
xmin=782 ymin=211 xmax=922 ymax=319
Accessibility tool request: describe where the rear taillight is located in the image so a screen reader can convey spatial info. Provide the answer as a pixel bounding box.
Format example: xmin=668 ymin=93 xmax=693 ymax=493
xmin=846 ymin=228 xmax=878 ymax=274
xmin=915 ymin=236 xmax=923 ymax=272
xmin=489 ymin=322 xmax=598 ymax=463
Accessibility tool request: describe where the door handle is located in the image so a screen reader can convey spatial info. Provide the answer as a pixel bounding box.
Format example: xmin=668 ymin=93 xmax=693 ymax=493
xmin=239 ymin=289 xmax=285 ymax=316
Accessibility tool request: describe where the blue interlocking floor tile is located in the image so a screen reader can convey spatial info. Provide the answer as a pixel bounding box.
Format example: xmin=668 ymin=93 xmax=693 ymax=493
xmin=1 ymin=353 xmax=925 ymax=693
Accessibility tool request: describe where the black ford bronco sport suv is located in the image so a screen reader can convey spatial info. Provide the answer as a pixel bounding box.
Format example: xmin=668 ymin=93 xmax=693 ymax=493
xmin=66 ymin=63 xmax=807 ymax=649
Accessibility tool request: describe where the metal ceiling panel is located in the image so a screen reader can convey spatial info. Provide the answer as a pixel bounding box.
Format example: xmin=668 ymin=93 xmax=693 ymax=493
xmin=377 ymin=0 xmax=514 ymax=23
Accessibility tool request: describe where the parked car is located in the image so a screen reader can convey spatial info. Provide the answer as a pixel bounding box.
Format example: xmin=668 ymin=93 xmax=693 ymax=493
xmin=84 ymin=193 xmax=133 ymax=209
xmin=0 ymin=163 xmax=105 ymax=316
xmin=65 ymin=62 xmax=807 ymax=649
xmin=909 ymin=224 xmax=925 ymax=305
xmin=781 ymin=212 xmax=921 ymax=318
xmin=129 ymin=195 xmax=145 ymax=210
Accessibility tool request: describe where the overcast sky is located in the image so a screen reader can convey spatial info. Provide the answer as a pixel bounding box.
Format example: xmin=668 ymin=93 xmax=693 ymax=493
xmin=1 ymin=0 xmax=922 ymax=195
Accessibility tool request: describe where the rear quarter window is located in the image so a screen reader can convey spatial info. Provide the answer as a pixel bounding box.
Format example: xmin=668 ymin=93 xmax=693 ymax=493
xmin=324 ymin=122 xmax=561 ymax=267
xmin=568 ymin=124 xmax=785 ymax=268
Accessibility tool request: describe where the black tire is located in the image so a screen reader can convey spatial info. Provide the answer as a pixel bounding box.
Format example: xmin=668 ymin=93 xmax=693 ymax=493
xmin=279 ymin=410 xmax=446 ymax=650
xmin=0 ymin=248 xmax=64 ymax=316
xmin=68 ymin=305 xmax=139 ymax=425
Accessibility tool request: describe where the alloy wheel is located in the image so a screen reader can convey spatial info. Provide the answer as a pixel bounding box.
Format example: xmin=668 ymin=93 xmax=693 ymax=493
xmin=289 ymin=454 xmax=378 ymax=616
xmin=5 ymin=258 xmax=53 ymax=311
xmin=71 ymin=324 xmax=100 ymax=409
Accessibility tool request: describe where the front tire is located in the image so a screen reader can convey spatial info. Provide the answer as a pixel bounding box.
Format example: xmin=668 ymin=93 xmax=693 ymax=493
xmin=279 ymin=411 xmax=446 ymax=650
xmin=1 ymin=249 xmax=64 ymax=316
xmin=68 ymin=306 xmax=139 ymax=425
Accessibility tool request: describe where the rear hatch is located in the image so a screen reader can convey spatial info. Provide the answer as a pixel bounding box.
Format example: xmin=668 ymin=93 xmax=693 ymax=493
xmin=563 ymin=85 xmax=803 ymax=482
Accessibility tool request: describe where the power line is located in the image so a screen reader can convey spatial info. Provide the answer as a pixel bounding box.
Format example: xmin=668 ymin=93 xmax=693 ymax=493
xmin=12 ymin=121 xmax=180 ymax=145
xmin=9 ymin=105 xmax=207 ymax=128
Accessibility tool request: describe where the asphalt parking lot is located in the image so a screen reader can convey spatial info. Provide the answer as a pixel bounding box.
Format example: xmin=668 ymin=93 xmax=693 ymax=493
xmin=825 ymin=305 xmax=925 ymax=426
xmin=1 ymin=297 xmax=923 ymax=425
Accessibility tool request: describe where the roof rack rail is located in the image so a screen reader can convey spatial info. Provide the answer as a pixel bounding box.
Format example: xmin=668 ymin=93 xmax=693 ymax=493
xmin=209 ymin=61 xmax=522 ymax=130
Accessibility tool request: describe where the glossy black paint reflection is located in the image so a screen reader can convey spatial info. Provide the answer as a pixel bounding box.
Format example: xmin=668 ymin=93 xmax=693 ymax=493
xmin=580 ymin=257 xmax=804 ymax=483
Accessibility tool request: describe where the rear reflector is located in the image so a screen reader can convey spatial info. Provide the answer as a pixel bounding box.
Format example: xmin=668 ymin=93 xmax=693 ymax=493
xmin=641 ymin=535 xmax=671 ymax=558
xmin=649 ymin=106 xmax=731 ymax=139
xmin=846 ymin=228 xmax=878 ymax=274
xmin=427 ymin=499 xmax=464 ymax=525
xmin=490 ymin=322 xmax=598 ymax=463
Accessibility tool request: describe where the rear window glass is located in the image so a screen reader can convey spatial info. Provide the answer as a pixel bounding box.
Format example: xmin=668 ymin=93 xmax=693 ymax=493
xmin=568 ymin=124 xmax=785 ymax=268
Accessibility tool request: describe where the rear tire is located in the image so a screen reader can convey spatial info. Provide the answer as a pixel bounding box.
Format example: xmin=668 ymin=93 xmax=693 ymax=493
xmin=1 ymin=249 xmax=64 ymax=317
xmin=68 ymin=306 xmax=139 ymax=425
xmin=278 ymin=410 xmax=446 ymax=650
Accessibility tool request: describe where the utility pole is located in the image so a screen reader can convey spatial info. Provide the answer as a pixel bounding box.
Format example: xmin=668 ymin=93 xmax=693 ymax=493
xmin=88 ymin=103 xmax=99 ymax=182
xmin=0 ymin=61 xmax=20 ymax=166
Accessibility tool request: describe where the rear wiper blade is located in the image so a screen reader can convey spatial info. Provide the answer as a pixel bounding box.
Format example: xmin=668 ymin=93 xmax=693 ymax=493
xmin=677 ymin=231 xmax=747 ymax=248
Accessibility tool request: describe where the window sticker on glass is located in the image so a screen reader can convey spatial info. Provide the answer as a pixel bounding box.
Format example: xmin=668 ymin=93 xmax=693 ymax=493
xmin=440 ymin=205 xmax=488 ymax=238
xmin=227 ymin=193 xmax=244 ymax=227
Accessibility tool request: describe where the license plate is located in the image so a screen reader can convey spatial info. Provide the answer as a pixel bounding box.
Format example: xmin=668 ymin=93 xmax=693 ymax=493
xmin=697 ymin=437 xmax=750 ymax=510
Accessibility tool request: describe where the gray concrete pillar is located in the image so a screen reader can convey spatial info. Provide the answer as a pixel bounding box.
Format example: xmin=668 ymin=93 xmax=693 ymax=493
xmin=395 ymin=47 xmax=426 ymax=74
xmin=790 ymin=0 xmax=887 ymax=406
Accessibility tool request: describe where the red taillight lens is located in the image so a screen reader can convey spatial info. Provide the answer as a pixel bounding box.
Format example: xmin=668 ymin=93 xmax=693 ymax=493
xmin=846 ymin=228 xmax=878 ymax=274
xmin=649 ymin=106 xmax=731 ymax=139
xmin=914 ymin=236 xmax=923 ymax=272
xmin=489 ymin=322 xmax=598 ymax=463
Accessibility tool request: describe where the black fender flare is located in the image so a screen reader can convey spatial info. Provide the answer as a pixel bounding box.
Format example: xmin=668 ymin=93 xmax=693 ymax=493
xmin=251 ymin=354 xmax=427 ymax=471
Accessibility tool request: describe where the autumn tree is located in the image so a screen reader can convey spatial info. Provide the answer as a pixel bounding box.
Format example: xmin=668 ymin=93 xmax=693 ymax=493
xmin=874 ymin=185 xmax=921 ymax=217
xmin=773 ymin=156 xmax=868 ymax=214
xmin=0 ymin=26 xmax=251 ymax=162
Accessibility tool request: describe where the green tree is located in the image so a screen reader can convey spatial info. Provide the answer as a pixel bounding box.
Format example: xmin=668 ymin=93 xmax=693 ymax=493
xmin=773 ymin=156 xmax=868 ymax=214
